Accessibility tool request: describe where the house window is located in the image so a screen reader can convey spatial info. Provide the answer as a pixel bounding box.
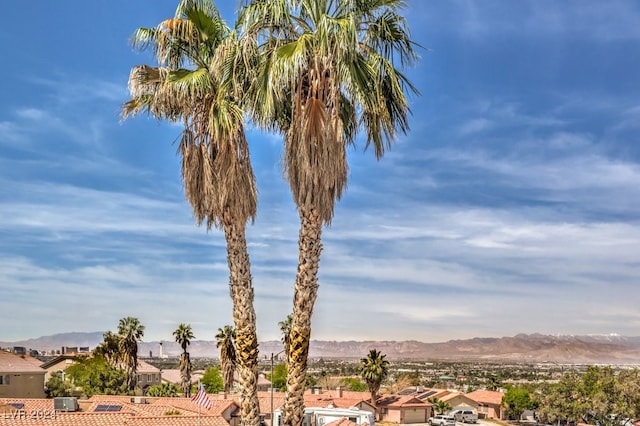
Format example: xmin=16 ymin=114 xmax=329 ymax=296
xmin=147 ymin=374 xmax=152 ymax=382
xmin=381 ymin=408 xmax=388 ymax=414
xmin=0 ymin=375 xmax=9 ymax=385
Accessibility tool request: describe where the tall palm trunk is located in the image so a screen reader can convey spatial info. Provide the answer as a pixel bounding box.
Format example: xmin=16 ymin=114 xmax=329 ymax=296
xmin=224 ymin=220 xmax=259 ymax=426
xmin=180 ymin=351 xmax=192 ymax=397
xmin=284 ymin=207 xmax=323 ymax=426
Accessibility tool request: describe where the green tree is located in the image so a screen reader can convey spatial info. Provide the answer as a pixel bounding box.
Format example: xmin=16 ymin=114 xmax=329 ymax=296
xmin=537 ymin=366 xmax=640 ymax=426
xmin=45 ymin=371 xmax=73 ymax=398
xmin=427 ymin=398 xmax=452 ymax=415
xmin=173 ymin=323 xmax=195 ymax=397
xmin=94 ymin=331 xmax=122 ymax=367
xmin=616 ymin=369 xmax=640 ymax=421
xmin=359 ymin=349 xmax=390 ymax=415
xmin=65 ymin=356 xmax=129 ymax=398
xmin=503 ymin=386 xmax=536 ymax=420
xmin=148 ymin=382 xmax=181 ymax=397
xmin=240 ymin=1 xmax=418 ymax=424
xmin=339 ymin=377 xmax=367 ymax=392
xmin=215 ymin=325 xmax=237 ymax=393
xmin=124 ymin=2 xmax=260 ymax=423
xmin=117 ymin=316 xmax=145 ymax=391
xmin=269 ymin=363 xmax=287 ymax=391
xmin=201 ymin=366 xmax=225 ymax=394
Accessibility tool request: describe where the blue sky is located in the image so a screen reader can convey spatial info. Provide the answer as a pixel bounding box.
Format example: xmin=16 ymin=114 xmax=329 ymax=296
xmin=1 ymin=0 xmax=640 ymax=344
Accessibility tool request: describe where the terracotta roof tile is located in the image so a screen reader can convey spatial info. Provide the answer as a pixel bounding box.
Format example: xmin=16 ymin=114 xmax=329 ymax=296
xmin=0 ymin=352 xmax=45 ymax=373
xmin=465 ymin=390 xmax=504 ymax=405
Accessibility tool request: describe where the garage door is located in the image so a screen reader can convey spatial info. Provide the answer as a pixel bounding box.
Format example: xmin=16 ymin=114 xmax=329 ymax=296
xmin=403 ymin=409 xmax=426 ymax=424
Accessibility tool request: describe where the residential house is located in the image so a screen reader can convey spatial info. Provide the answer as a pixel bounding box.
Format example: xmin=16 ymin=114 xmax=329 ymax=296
xmin=465 ymin=390 xmax=504 ymax=420
xmin=0 ymin=351 xmax=45 ymax=398
xmin=136 ymin=360 xmax=161 ymax=393
xmin=0 ymin=395 xmax=234 ymax=426
xmin=439 ymin=392 xmax=479 ymax=411
xmin=376 ymin=394 xmax=431 ymax=424
xmin=40 ymin=355 xmax=82 ymax=382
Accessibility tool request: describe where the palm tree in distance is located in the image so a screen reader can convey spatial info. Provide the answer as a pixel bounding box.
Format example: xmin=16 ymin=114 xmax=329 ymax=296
xmin=173 ymin=323 xmax=195 ymax=397
xmin=216 ymin=325 xmax=237 ymax=393
xmin=278 ymin=314 xmax=293 ymax=364
xmin=117 ymin=316 xmax=145 ymax=391
xmin=122 ymin=1 xmax=261 ymax=423
xmin=359 ymin=349 xmax=389 ymax=418
xmin=239 ymin=1 xmax=418 ymax=424
xmin=94 ymin=331 xmax=122 ymax=367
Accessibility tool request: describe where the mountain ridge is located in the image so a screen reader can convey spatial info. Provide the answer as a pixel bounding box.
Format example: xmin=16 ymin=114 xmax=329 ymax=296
xmin=2 ymin=332 xmax=639 ymax=364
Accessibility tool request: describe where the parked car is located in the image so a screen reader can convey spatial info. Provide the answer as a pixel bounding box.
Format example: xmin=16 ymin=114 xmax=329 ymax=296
xmin=450 ymin=409 xmax=478 ymax=423
xmin=429 ymin=415 xmax=456 ymax=426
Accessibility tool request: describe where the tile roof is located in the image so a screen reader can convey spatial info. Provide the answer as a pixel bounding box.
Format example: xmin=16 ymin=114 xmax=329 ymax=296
xmin=0 ymin=398 xmax=54 ymax=412
xmin=0 ymin=396 xmax=233 ymax=426
xmin=136 ymin=360 xmax=160 ymax=374
xmin=0 ymin=351 xmax=46 ymax=373
xmin=160 ymin=369 xmax=182 ymax=384
xmin=465 ymin=390 xmax=504 ymax=405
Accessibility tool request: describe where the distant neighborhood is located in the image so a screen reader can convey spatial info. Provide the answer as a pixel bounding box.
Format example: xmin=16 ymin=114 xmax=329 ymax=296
xmin=0 ymin=344 xmax=508 ymax=426
xmin=2 ymin=339 xmax=639 ymax=426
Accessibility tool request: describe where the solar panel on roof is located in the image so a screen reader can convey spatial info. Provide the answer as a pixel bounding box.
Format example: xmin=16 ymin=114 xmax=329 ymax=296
xmin=9 ymin=403 xmax=24 ymax=409
xmin=95 ymin=404 xmax=122 ymax=412
xmin=398 ymin=388 xmax=416 ymax=395
xmin=417 ymin=390 xmax=437 ymax=399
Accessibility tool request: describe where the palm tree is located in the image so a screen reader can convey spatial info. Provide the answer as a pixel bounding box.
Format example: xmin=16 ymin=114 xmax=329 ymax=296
xmin=278 ymin=314 xmax=293 ymax=364
xmin=359 ymin=349 xmax=389 ymax=419
xmin=216 ymin=325 xmax=237 ymax=394
xmin=428 ymin=397 xmax=452 ymax=415
xmin=94 ymin=330 xmax=122 ymax=367
xmin=239 ymin=1 xmax=418 ymax=424
xmin=117 ymin=316 xmax=145 ymax=391
xmin=123 ymin=1 xmax=261 ymax=424
xmin=173 ymin=323 xmax=195 ymax=397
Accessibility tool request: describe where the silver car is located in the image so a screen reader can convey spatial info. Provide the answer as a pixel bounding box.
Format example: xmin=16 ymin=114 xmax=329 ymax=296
xmin=429 ymin=415 xmax=456 ymax=426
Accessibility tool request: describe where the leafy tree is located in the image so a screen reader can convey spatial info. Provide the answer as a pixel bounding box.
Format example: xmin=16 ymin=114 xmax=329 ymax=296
xmin=148 ymin=382 xmax=181 ymax=397
xmin=45 ymin=371 xmax=73 ymax=397
xmin=216 ymin=325 xmax=237 ymax=393
xmin=94 ymin=331 xmax=122 ymax=367
xmin=339 ymin=377 xmax=367 ymax=392
xmin=201 ymin=366 xmax=225 ymax=394
xmin=173 ymin=323 xmax=195 ymax=397
xmin=359 ymin=349 xmax=390 ymax=414
xmin=65 ymin=355 xmax=129 ymax=398
xmin=117 ymin=316 xmax=145 ymax=391
xmin=124 ymin=1 xmax=260 ymax=423
xmin=503 ymin=386 xmax=537 ymax=420
xmin=240 ymin=1 xmax=418 ymax=424
xmin=616 ymin=369 xmax=640 ymax=421
xmin=538 ymin=366 xmax=640 ymax=426
xmin=269 ymin=363 xmax=287 ymax=391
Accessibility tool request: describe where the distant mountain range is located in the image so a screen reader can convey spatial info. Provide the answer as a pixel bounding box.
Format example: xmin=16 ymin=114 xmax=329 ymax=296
xmin=2 ymin=332 xmax=639 ymax=364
